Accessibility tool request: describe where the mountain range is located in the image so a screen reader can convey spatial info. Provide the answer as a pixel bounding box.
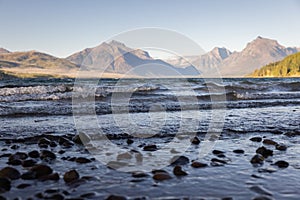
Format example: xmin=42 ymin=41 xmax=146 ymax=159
xmin=167 ymin=36 xmax=299 ymax=77
xmin=0 ymin=36 xmax=299 ymax=78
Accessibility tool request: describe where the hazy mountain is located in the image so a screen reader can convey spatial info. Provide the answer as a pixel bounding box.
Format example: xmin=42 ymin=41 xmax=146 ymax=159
xmin=220 ymin=36 xmax=298 ymax=76
xmin=166 ymin=36 xmax=298 ymax=77
xmin=67 ymin=40 xmax=200 ymax=77
xmin=0 ymin=48 xmax=10 ymax=54
xmin=0 ymin=51 xmax=79 ymax=69
xmin=250 ymin=52 xmax=300 ymax=77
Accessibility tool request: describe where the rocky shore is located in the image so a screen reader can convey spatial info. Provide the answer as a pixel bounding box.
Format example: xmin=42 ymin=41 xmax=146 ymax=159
xmin=0 ymin=131 xmax=299 ymax=199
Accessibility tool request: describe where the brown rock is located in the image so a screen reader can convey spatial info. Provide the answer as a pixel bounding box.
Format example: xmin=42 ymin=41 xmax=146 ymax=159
xmin=274 ymin=160 xmax=289 ymax=168
xmin=153 ymin=172 xmax=172 ymax=181
xmin=75 ymin=157 xmax=92 ymax=164
xmin=191 ymin=136 xmax=200 ymax=145
xmin=191 ymin=161 xmax=208 ymax=168
xmin=63 ymin=170 xmax=79 ymax=183
xmin=256 ymin=146 xmax=273 ymax=158
xmin=173 ymin=166 xmax=188 ymax=176
xmin=250 ymin=154 xmax=265 ymax=165
xmin=250 ymin=137 xmax=262 ymax=142
xmin=39 ymin=173 xmax=60 ymax=181
xmin=275 ymin=144 xmax=287 ymax=151
xmin=28 ymin=150 xmax=40 ymax=158
xmin=263 ymin=139 xmax=277 ymax=146
xmin=31 ymin=164 xmax=53 ymax=178
xmin=0 ymin=178 xmax=11 ymax=193
xmin=0 ymin=167 xmax=20 ymax=180
xmin=170 ymin=155 xmax=189 ymax=166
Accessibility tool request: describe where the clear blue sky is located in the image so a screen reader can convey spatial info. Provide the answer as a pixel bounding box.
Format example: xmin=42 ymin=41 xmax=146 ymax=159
xmin=0 ymin=0 xmax=299 ymax=58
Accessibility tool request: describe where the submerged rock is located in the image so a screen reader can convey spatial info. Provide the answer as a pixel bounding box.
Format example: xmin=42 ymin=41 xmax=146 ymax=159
xmin=191 ymin=161 xmax=208 ymax=168
xmin=153 ymin=172 xmax=172 ymax=181
xmin=263 ymin=139 xmax=277 ymax=146
xmin=250 ymin=154 xmax=265 ymax=165
xmin=275 ymin=144 xmax=287 ymax=151
xmin=250 ymin=185 xmax=272 ymax=196
xmin=63 ymin=170 xmax=79 ymax=183
xmin=0 ymin=167 xmax=20 ymax=180
xmin=250 ymin=137 xmax=262 ymax=142
xmin=274 ymin=160 xmax=289 ymax=168
xmin=173 ymin=166 xmax=188 ymax=176
xmin=75 ymin=157 xmax=92 ymax=164
xmin=256 ymin=146 xmax=273 ymax=158
xmin=170 ymin=156 xmax=189 ymax=166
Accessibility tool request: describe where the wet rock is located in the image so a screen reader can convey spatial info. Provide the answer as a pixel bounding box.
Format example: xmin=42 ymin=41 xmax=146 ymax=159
xmin=126 ymin=139 xmax=134 ymax=145
xmin=21 ymin=171 xmax=36 ymax=180
xmin=72 ymin=133 xmax=90 ymax=145
xmin=44 ymin=194 xmax=64 ymax=200
xmin=63 ymin=170 xmax=79 ymax=183
xmin=233 ymin=149 xmax=245 ymax=154
xmin=107 ymin=161 xmax=128 ymax=169
xmin=132 ymin=171 xmax=149 ymax=178
xmin=191 ymin=136 xmax=200 ymax=145
xmin=143 ymin=144 xmax=157 ymax=151
xmin=31 ymin=164 xmax=53 ymax=179
xmin=263 ymin=139 xmax=277 ymax=146
xmin=170 ymin=156 xmax=189 ymax=166
xmin=22 ymin=159 xmax=37 ymax=168
xmin=284 ymin=131 xmax=300 ymax=137
xmin=9 ymin=152 xmax=28 ymax=161
xmin=222 ymin=198 xmax=233 ymax=200
xmin=191 ymin=161 xmax=208 ymax=168
xmin=212 ymin=150 xmax=225 ymax=155
xmin=40 ymin=150 xmax=56 ymax=161
xmin=81 ymin=192 xmax=96 ymax=198
xmin=0 ymin=167 xmax=21 ymax=180
xmin=252 ymin=195 xmax=274 ymax=200
xmin=152 ymin=169 xmax=168 ymax=174
xmin=256 ymin=146 xmax=273 ymax=158
xmin=153 ymin=172 xmax=172 ymax=181
xmin=38 ymin=138 xmax=51 ymax=146
xmin=39 ymin=173 xmax=60 ymax=181
xmin=49 ymin=141 xmax=57 ymax=147
xmin=10 ymin=144 xmax=19 ymax=150
xmin=106 ymin=195 xmax=127 ymax=200
xmin=0 ymin=178 xmax=11 ymax=193
xmin=28 ymin=150 xmax=40 ymax=158
xmin=211 ymin=158 xmax=227 ymax=164
xmin=250 ymin=185 xmax=272 ymax=196
xmin=58 ymin=150 xmax=65 ymax=154
xmin=274 ymin=160 xmax=289 ymax=168
xmin=16 ymin=183 xmax=31 ymax=189
xmin=75 ymin=157 xmax=92 ymax=164
xmin=250 ymin=154 xmax=265 ymax=165
xmin=173 ymin=166 xmax=188 ymax=176
xmin=7 ymin=159 xmax=22 ymax=166
xmin=275 ymin=144 xmax=287 ymax=151
xmin=117 ymin=152 xmax=132 ymax=160
xmin=250 ymin=137 xmax=262 ymax=142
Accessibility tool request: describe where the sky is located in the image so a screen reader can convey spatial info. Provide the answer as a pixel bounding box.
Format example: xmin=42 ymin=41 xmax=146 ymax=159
xmin=0 ymin=0 xmax=300 ymax=58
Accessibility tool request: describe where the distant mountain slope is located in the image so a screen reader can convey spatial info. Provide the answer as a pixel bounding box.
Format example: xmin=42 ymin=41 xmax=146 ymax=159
xmin=0 ymin=51 xmax=78 ymax=69
xmin=0 ymin=48 xmax=10 ymax=54
xmin=250 ymin=52 xmax=300 ymax=77
xmin=220 ymin=36 xmax=298 ymax=76
xmin=67 ymin=40 xmax=200 ymax=76
xmin=165 ymin=36 xmax=298 ymax=77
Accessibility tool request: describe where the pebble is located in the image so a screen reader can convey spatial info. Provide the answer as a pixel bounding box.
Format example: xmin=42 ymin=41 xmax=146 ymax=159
xmin=262 ymin=139 xmax=277 ymax=146
xmin=106 ymin=195 xmax=127 ymax=200
xmin=170 ymin=156 xmax=189 ymax=166
xmin=22 ymin=159 xmax=37 ymax=168
xmin=274 ymin=160 xmax=289 ymax=168
xmin=28 ymin=150 xmax=40 ymax=158
xmin=275 ymin=144 xmax=287 ymax=151
xmin=250 ymin=137 xmax=262 ymax=142
xmin=132 ymin=171 xmax=149 ymax=178
xmin=191 ymin=161 xmax=208 ymax=168
xmin=233 ymin=149 xmax=245 ymax=154
xmin=173 ymin=166 xmax=188 ymax=176
xmin=143 ymin=144 xmax=157 ymax=151
xmin=0 ymin=167 xmax=21 ymax=180
xmin=191 ymin=136 xmax=200 ymax=145
xmin=63 ymin=170 xmax=79 ymax=183
xmin=126 ymin=139 xmax=134 ymax=145
xmin=31 ymin=164 xmax=53 ymax=179
xmin=212 ymin=150 xmax=225 ymax=155
xmin=250 ymin=154 xmax=265 ymax=165
xmin=40 ymin=150 xmax=56 ymax=161
xmin=0 ymin=178 xmax=11 ymax=193
xmin=153 ymin=172 xmax=172 ymax=181
xmin=75 ymin=157 xmax=92 ymax=164
xmin=256 ymin=146 xmax=273 ymax=158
